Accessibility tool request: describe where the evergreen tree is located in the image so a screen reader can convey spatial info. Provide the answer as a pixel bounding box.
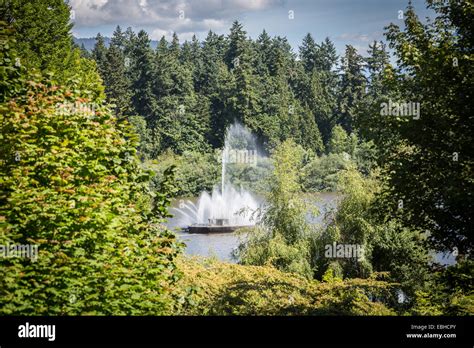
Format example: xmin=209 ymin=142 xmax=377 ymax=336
xmin=365 ymin=40 xmax=390 ymax=99
xmin=299 ymin=33 xmax=318 ymax=73
xmin=256 ymin=30 xmax=272 ymax=75
xmin=129 ymin=30 xmax=156 ymax=119
xmin=336 ymin=45 xmax=366 ymax=132
xmin=153 ymin=33 xmax=209 ymax=154
xmin=103 ymin=44 xmax=131 ymax=118
xmin=110 ymin=25 xmax=126 ymax=50
xmin=201 ymin=31 xmax=232 ymax=147
xmin=92 ymin=33 xmax=108 ymax=77
xmin=1 ymin=0 xmax=73 ymax=73
xmin=225 ymin=21 xmax=260 ymax=132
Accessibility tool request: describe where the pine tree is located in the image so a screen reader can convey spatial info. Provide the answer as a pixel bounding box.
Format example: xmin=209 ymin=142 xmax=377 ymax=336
xmin=129 ymin=30 xmax=156 ymax=119
xmin=110 ymin=25 xmax=126 ymax=50
xmin=365 ymin=40 xmax=390 ymax=99
xmin=169 ymin=32 xmax=180 ymax=57
xmin=225 ymin=21 xmax=260 ymax=131
xmin=299 ymin=33 xmax=317 ymax=73
xmin=2 ymin=0 xmax=73 ymax=73
xmin=152 ymin=33 xmax=209 ymax=153
xmin=336 ymin=45 xmax=366 ymax=132
xmin=92 ymin=33 xmax=108 ymax=77
xmin=256 ymin=30 xmax=272 ymax=75
xmin=103 ymin=44 xmax=131 ymax=118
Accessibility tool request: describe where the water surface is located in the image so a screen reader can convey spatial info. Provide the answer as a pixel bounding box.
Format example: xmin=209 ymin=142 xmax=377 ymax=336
xmin=166 ymin=192 xmax=339 ymax=262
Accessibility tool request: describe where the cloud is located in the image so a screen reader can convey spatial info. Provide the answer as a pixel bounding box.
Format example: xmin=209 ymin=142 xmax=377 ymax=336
xmin=336 ymin=32 xmax=383 ymax=43
xmin=70 ymin=0 xmax=283 ymax=38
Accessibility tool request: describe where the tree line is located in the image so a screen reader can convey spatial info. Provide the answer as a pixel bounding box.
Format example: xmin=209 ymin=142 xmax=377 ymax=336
xmin=88 ymin=22 xmax=386 ymax=158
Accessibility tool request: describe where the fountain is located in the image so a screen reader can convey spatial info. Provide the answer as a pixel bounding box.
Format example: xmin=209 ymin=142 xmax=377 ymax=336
xmin=174 ymin=123 xmax=260 ymax=233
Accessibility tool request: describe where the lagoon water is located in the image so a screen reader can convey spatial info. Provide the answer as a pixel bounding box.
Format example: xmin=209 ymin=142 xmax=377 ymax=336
xmin=165 ymin=191 xmax=455 ymax=266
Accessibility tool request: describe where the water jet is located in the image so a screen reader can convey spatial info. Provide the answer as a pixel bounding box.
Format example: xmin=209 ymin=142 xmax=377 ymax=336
xmin=174 ymin=123 xmax=260 ymax=233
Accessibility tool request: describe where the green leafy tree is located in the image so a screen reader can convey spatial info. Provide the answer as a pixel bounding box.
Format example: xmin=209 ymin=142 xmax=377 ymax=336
xmin=327 ymin=124 xmax=350 ymax=154
xmin=237 ymin=139 xmax=315 ymax=278
xmin=0 ymin=31 xmax=181 ymax=314
xmin=373 ymin=1 xmax=474 ymax=255
xmin=316 ymin=168 xmax=432 ymax=309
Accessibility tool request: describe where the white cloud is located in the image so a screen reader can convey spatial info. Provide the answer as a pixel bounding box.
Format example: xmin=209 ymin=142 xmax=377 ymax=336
xmin=70 ymin=0 xmax=282 ymax=35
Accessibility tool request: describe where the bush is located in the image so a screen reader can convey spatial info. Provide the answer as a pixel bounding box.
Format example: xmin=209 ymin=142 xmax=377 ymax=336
xmin=0 ymin=60 xmax=181 ymax=314
xmin=302 ymin=153 xmax=354 ymax=192
xmin=236 ymin=139 xmax=317 ymax=278
xmin=148 ymin=150 xmax=220 ymax=197
xmin=173 ymin=256 xmax=396 ymax=315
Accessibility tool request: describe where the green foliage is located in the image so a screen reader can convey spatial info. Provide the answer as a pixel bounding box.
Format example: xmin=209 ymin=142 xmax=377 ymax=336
xmin=2 ymin=0 xmax=73 ymax=74
xmin=302 ymin=153 xmax=354 ymax=192
xmin=237 ymin=227 xmax=313 ymax=278
xmin=173 ymin=256 xmax=396 ymax=316
xmin=315 ymin=168 xmax=433 ymax=311
xmin=237 ymin=140 xmax=316 ymax=278
xmin=411 ymin=259 xmax=474 ymax=316
xmin=301 ymin=129 xmax=377 ymax=192
xmin=336 ymin=45 xmax=366 ymax=132
xmin=358 ymin=1 xmax=474 ymax=255
xmin=149 ymin=150 xmax=220 ymax=197
xmin=0 ymin=24 xmax=181 ymax=315
xmin=2 ymin=1 xmax=104 ymax=99
xmin=327 ymin=125 xmax=351 ymax=154
xmin=89 ymin=23 xmax=329 ymax=157
xmin=102 ymin=43 xmax=131 ymax=118
xmin=224 ymin=156 xmax=272 ymax=194
xmin=127 ymin=115 xmax=161 ymax=160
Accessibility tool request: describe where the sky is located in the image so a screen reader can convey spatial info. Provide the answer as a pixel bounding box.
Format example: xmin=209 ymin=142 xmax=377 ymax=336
xmin=70 ymin=0 xmax=435 ymax=56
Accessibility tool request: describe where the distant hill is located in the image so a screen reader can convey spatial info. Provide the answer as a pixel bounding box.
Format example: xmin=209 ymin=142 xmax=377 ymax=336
xmin=73 ymin=36 xmax=159 ymax=51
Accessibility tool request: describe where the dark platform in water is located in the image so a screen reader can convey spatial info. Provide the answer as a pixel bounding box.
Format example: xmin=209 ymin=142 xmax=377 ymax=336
xmin=186 ymin=224 xmax=250 ymax=234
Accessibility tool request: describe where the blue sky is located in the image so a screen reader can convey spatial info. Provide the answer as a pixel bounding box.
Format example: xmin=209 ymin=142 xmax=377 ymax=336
xmin=70 ymin=0 xmax=434 ymax=56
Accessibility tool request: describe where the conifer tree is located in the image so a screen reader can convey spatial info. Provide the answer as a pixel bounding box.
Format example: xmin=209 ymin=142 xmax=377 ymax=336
xmin=337 ymin=45 xmax=366 ymax=132
xmin=92 ymin=33 xmax=108 ymax=77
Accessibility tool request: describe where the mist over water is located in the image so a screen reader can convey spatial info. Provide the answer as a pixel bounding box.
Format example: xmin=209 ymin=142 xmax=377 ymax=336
xmin=172 ymin=122 xmax=262 ymax=228
xmin=173 ymin=185 xmax=259 ymax=227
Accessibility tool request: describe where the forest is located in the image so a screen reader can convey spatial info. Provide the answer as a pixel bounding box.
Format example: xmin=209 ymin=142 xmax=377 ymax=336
xmin=0 ymin=0 xmax=472 ymax=316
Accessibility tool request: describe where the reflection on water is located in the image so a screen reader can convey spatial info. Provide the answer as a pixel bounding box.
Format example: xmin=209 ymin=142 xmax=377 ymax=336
xmin=176 ymin=231 xmax=240 ymax=262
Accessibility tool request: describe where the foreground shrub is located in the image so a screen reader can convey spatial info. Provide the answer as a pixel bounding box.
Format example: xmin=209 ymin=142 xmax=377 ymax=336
xmin=173 ymin=257 xmax=396 ymax=316
xmin=0 ymin=43 xmax=181 ymax=314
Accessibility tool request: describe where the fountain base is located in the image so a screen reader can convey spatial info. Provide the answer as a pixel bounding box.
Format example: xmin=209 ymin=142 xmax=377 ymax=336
xmin=187 ymin=219 xmax=251 ymax=233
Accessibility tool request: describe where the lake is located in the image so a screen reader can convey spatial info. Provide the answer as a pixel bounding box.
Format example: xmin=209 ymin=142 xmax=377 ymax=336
xmin=165 ymin=191 xmax=455 ymax=266
xmin=166 ymin=192 xmax=339 ymax=262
